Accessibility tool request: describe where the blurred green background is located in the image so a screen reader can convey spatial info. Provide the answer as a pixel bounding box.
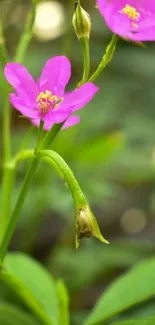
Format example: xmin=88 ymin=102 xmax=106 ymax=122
xmin=1 ymin=0 xmax=155 ymax=324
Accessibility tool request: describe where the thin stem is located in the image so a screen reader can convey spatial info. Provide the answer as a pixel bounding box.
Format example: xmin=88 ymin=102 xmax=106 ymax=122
xmin=35 ymin=120 xmax=44 ymax=153
xmin=14 ymin=2 xmax=36 ymax=63
xmin=2 ymin=97 xmax=11 ymax=162
xmin=0 ymin=21 xmax=9 ymax=64
xmin=39 ymin=151 xmax=108 ymax=248
xmin=0 ymin=1 xmax=36 ymax=243
xmin=89 ymin=34 xmax=118 ymax=82
xmin=0 ymin=123 xmax=63 ymax=263
xmin=1 ymin=97 xmax=12 ymax=242
xmin=79 ymin=37 xmax=90 ymax=85
xmin=40 ymin=122 xmax=64 ymax=150
xmin=39 ymin=150 xmax=86 ymax=207
xmin=0 ymin=156 xmax=39 ymax=263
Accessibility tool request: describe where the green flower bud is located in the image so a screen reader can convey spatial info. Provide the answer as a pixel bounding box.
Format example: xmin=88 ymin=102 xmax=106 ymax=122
xmin=76 ymin=205 xmax=109 ymax=248
xmin=72 ymin=3 xmax=91 ymax=40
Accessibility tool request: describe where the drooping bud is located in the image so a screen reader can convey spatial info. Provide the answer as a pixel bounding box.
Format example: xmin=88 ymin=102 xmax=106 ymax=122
xmin=72 ymin=2 xmax=91 ymax=40
xmin=76 ymin=205 xmax=109 ymax=248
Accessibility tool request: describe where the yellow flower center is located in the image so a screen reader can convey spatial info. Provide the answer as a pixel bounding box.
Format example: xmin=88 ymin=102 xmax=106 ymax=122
xmin=36 ymin=90 xmax=63 ymax=114
xmin=120 ymin=4 xmax=140 ymax=21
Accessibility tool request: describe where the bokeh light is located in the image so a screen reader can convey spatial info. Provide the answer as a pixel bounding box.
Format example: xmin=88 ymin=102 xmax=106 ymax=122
xmin=33 ymin=1 xmax=65 ymax=41
xmin=120 ymin=209 xmax=147 ymax=233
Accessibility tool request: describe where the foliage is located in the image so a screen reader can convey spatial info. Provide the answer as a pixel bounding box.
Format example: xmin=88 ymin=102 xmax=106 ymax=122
xmin=0 ymin=1 xmax=155 ymax=325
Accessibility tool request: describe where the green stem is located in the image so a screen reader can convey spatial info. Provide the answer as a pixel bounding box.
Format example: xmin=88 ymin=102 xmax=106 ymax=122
xmin=79 ymin=37 xmax=90 ymax=85
xmin=39 ymin=150 xmax=86 ymax=207
xmin=0 ymin=21 xmax=8 ymax=64
xmin=40 ymin=122 xmax=63 ymax=150
xmin=39 ymin=150 xmax=108 ymax=248
xmin=1 ymin=97 xmax=12 ymax=242
xmin=35 ymin=120 xmax=44 ymax=153
xmin=0 ymin=156 xmax=39 ymax=263
xmin=14 ymin=2 xmax=36 ymax=63
xmin=0 ymin=0 xmax=36 ymax=243
xmin=2 ymin=98 xmax=11 ymax=162
xmin=89 ymin=34 xmax=118 ymax=82
xmin=13 ymin=149 xmax=34 ymax=165
xmin=0 ymin=122 xmax=63 ymax=263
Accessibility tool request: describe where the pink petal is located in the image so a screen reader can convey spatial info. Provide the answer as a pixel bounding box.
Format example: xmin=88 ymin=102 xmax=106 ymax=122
xmin=10 ymin=93 xmax=39 ymax=119
xmin=61 ymin=83 xmax=99 ymax=112
xmin=4 ymin=63 xmax=38 ymax=106
xmin=31 ymin=115 xmax=80 ymax=131
xmin=43 ymin=108 xmax=72 ymax=124
xmin=97 ymin=0 xmax=155 ymax=42
xmin=38 ymin=56 xmax=71 ymax=97
xmin=62 ymin=115 xmax=80 ymax=129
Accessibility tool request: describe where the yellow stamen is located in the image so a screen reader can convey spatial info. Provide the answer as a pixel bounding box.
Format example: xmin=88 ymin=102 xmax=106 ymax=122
xmin=120 ymin=4 xmax=140 ymax=21
xmin=36 ymin=90 xmax=63 ymax=114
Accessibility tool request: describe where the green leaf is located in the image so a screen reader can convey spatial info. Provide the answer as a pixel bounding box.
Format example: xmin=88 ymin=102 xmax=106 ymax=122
xmin=83 ymin=258 xmax=155 ymax=325
xmin=3 ymin=253 xmax=59 ymax=325
xmin=56 ymin=280 xmax=69 ymax=325
xmin=0 ymin=303 xmax=40 ymax=325
xmin=111 ymin=317 xmax=155 ymax=325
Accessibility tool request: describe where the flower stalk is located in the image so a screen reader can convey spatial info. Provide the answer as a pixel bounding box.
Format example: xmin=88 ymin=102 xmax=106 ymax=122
xmin=73 ymin=2 xmax=91 ymax=84
xmin=1 ymin=96 xmax=12 ymax=242
xmin=89 ymin=34 xmax=118 ymax=82
xmin=79 ymin=37 xmax=90 ymax=85
xmin=38 ymin=150 xmax=109 ymax=249
xmin=0 ymin=120 xmax=64 ymax=263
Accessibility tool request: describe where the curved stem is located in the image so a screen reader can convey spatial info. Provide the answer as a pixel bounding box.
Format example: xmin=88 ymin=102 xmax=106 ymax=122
xmin=89 ymin=34 xmax=118 ymax=82
xmin=13 ymin=149 xmax=34 ymax=165
xmin=39 ymin=150 xmax=108 ymax=248
xmin=0 ymin=122 xmax=63 ymax=263
xmin=39 ymin=150 xmax=87 ymax=207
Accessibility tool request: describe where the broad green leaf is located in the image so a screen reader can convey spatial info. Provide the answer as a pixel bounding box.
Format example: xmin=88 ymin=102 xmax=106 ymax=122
xmin=111 ymin=317 xmax=155 ymax=325
xmin=83 ymin=258 xmax=155 ymax=325
xmin=51 ymin=241 xmax=154 ymax=291
xmin=0 ymin=303 xmax=40 ymax=325
xmin=3 ymin=253 xmax=59 ymax=325
xmin=57 ymin=280 xmax=69 ymax=325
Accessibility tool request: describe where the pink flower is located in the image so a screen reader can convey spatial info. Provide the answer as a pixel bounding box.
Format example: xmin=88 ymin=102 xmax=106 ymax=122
xmin=4 ymin=56 xmax=99 ymax=130
xmin=97 ymin=0 xmax=155 ymax=41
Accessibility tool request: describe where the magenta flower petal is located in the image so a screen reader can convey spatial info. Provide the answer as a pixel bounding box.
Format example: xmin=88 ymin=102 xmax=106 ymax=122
xmin=97 ymin=0 xmax=155 ymax=41
xmin=31 ymin=115 xmax=80 ymax=131
xmin=61 ymin=83 xmax=99 ymax=113
xmin=62 ymin=115 xmax=80 ymax=129
xmin=10 ymin=93 xmax=39 ymax=119
xmin=42 ymin=108 xmax=72 ymax=124
xmin=38 ymin=56 xmax=71 ymax=97
xmin=4 ymin=63 xmax=38 ymax=105
xmin=4 ymin=56 xmax=99 ymax=131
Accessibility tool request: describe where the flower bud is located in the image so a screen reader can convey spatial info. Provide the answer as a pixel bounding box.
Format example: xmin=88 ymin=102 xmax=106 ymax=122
xmin=72 ymin=3 xmax=91 ymax=40
xmin=76 ymin=205 xmax=109 ymax=248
